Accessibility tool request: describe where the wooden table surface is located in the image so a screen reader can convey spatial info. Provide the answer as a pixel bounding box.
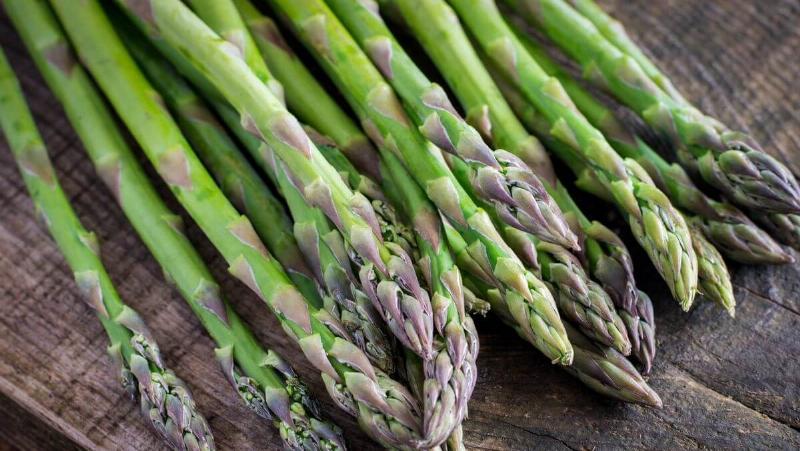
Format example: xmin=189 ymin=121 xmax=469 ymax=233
xmin=1 ymin=1 xmax=799 ymax=449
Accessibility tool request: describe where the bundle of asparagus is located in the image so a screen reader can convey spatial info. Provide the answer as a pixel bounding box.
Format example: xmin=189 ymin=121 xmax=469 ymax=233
xmin=4 ymin=0 xmax=798 ymax=448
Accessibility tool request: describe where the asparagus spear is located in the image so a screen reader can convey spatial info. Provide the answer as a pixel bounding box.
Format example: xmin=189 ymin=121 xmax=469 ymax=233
xmin=114 ymin=0 xmax=435 ymax=365
xmin=324 ymin=0 xmax=580 ymax=251
xmin=184 ymin=0 xmax=284 ymax=104
xmin=444 ymin=0 xmax=697 ymax=309
xmin=512 ymin=29 xmax=792 ymax=265
xmin=265 ymin=0 xmax=573 ymax=366
xmin=507 ymin=0 xmax=800 ymax=215
xmin=0 ymin=45 xmax=214 ymax=451
xmin=232 ymin=0 xmax=382 ymax=181
xmin=7 ymin=1 xmax=347 ymax=447
xmin=56 ymin=1 xmax=425 ymax=447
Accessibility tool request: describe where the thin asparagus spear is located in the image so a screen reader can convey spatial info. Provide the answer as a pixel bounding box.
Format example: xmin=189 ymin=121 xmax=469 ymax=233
xmin=184 ymin=0 xmax=284 ymax=104
xmin=232 ymin=0 xmax=382 ymax=180
xmin=324 ymin=0 xmax=580 ymax=251
xmin=443 ymin=0 xmax=697 ymax=309
xmin=512 ymin=29 xmax=792 ymax=265
xmin=56 ymin=1 xmax=425 ymax=447
xmin=0 ymin=45 xmax=213 ymax=451
xmin=565 ymin=0 xmax=686 ymax=104
xmin=265 ymin=0 xmax=573 ymax=367
xmin=379 ymin=149 xmax=480 ymax=447
xmin=114 ymin=0 xmax=435 ymax=365
xmin=7 ymin=2 xmax=346 ymax=447
xmin=688 ymin=219 xmax=736 ymax=317
xmin=507 ymin=0 xmax=800 ymax=215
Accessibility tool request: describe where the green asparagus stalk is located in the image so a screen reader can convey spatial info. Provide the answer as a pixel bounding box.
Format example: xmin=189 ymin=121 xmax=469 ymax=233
xmin=0 ymin=45 xmax=214 ymax=451
xmin=184 ymin=0 xmax=284 ymax=104
xmin=385 ymin=0 xmax=654 ymax=368
xmin=444 ymin=0 xmax=697 ymax=309
xmin=264 ymin=133 xmax=397 ymax=374
xmin=507 ymin=0 xmax=800 ymax=215
xmin=512 ymin=29 xmax=792 ymax=265
xmin=116 ymin=0 xmax=436 ymax=365
xmin=57 ymin=1 xmax=426 ymax=447
xmin=688 ymin=219 xmax=736 ymax=316
xmin=232 ymin=0 xmax=382 ymax=181
xmin=379 ymin=149 xmax=480 ymax=447
xmin=324 ymin=0 xmax=581 ymax=251
xmin=265 ymin=0 xmax=573 ymax=367
xmin=565 ymin=0 xmax=686 ymax=105
xmin=7 ymin=1 xmax=347 ymax=447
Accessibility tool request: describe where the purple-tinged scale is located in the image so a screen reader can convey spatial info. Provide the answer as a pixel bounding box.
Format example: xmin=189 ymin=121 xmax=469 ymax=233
xmin=193 ymin=280 xmax=229 ymax=326
xmin=273 ymin=285 xmax=312 ymax=334
xmin=298 ymin=334 xmax=339 ymax=382
xmin=365 ymin=37 xmax=394 ymax=80
xmin=329 ymin=338 xmax=377 ymax=381
xmin=158 ymin=147 xmax=192 ymax=189
xmin=97 ymin=159 xmax=122 ymax=202
xmin=270 ymin=113 xmax=311 ymax=158
xmin=264 ymin=386 xmax=294 ymax=426
xmin=228 ymin=216 xmax=269 ymax=257
xmin=43 ymin=41 xmax=77 ymax=76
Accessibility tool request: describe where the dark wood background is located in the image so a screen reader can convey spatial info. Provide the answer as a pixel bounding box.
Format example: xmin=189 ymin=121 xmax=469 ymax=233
xmin=1 ymin=1 xmax=799 ymax=449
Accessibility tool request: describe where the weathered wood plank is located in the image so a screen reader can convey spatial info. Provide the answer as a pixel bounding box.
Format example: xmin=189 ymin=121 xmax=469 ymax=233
xmin=0 ymin=1 xmax=799 ymax=450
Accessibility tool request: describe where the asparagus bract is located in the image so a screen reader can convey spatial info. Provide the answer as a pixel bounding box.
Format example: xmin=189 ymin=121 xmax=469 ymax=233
xmin=8 ymin=1 xmax=347 ymax=447
xmin=58 ymin=1 xmax=425 ymax=447
xmin=233 ymin=0 xmax=382 ymax=180
xmin=507 ymin=0 xmax=800 ymax=215
xmin=0 ymin=44 xmax=213 ymax=451
xmin=688 ymin=219 xmax=736 ymax=316
xmin=327 ymin=0 xmax=580 ymax=251
xmin=513 ymin=31 xmax=792 ymax=265
xmin=266 ymin=0 xmax=572 ymax=366
xmin=445 ymin=0 xmax=697 ymax=309
xmin=185 ymin=0 xmax=284 ymax=104
xmin=757 ymin=213 xmax=800 ymax=251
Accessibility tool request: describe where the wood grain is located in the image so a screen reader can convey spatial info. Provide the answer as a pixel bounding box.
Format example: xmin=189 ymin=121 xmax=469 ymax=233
xmin=1 ymin=1 xmax=799 ymax=449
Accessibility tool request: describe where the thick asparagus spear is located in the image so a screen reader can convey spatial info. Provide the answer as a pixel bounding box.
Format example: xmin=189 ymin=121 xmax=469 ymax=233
xmin=444 ymin=0 xmax=697 ymax=309
xmin=7 ymin=1 xmax=347 ymax=447
xmin=0 ymin=45 xmax=213 ymax=451
xmin=114 ymin=0 xmax=435 ymax=365
xmin=265 ymin=0 xmax=573 ymax=366
xmin=184 ymin=0 xmax=284 ymax=104
xmin=232 ymin=0 xmax=381 ymax=180
xmin=507 ymin=0 xmax=800 ymax=215
xmin=324 ymin=0 xmax=580 ymax=251
xmin=56 ymin=1 xmax=425 ymax=447
xmin=513 ymin=29 xmax=792 ymax=265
